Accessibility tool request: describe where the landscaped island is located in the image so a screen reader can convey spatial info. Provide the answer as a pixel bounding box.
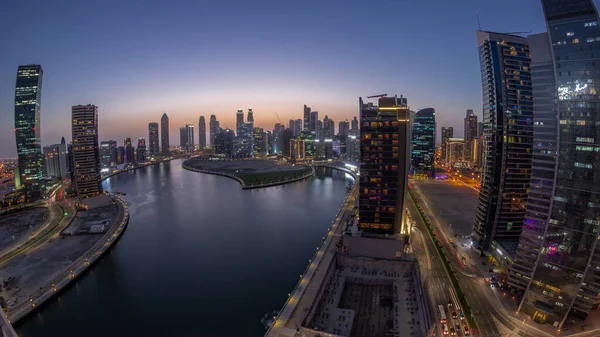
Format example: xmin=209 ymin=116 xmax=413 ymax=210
xmin=182 ymin=158 xmax=314 ymax=189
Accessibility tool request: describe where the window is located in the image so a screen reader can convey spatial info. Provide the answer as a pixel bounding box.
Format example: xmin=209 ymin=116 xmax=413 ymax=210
xmin=585 ymin=21 xmax=598 ymax=27
xmin=575 ymin=162 xmax=593 ymax=169
xmin=567 ymin=32 xmax=575 ymax=37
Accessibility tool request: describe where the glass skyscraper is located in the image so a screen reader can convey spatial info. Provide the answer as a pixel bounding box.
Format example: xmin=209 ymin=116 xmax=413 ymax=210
xmin=411 ymin=108 xmax=436 ymax=178
xmin=359 ymin=95 xmax=410 ymax=235
xmin=72 ymin=104 xmax=102 ymax=199
xmin=14 ymin=64 xmax=44 ymax=200
xmin=472 ymin=31 xmax=534 ymax=252
xmin=148 ymin=122 xmax=159 ymax=155
xmin=516 ymin=0 xmax=600 ymax=327
xmin=161 ymin=112 xmax=170 ymax=154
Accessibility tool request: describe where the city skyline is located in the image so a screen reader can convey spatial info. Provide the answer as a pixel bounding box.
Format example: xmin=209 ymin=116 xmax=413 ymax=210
xmin=0 ymin=0 xmax=562 ymax=157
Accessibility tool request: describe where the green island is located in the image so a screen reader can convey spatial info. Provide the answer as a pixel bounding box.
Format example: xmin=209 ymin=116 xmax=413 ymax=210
xmin=182 ymin=158 xmax=314 ymax=189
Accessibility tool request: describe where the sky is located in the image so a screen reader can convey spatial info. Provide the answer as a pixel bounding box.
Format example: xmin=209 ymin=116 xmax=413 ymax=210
xmin=0 ymin=0 xmax=560 ymax=157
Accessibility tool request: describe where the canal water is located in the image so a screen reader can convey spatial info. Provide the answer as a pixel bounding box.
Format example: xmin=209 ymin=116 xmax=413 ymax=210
xmin=14 ymin=160 xmax=353 ymax=337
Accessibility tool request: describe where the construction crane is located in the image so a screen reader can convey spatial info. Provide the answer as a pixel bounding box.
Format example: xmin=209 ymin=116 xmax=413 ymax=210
xmin=367 ymin=93 xmax=387 ymax=99
xmin=274 ymin=111 xmax=282 ymax=124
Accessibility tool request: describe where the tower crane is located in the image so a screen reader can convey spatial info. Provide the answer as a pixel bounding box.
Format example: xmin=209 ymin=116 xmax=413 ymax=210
xmin=367 ymin=93 xmax=387 ymax=99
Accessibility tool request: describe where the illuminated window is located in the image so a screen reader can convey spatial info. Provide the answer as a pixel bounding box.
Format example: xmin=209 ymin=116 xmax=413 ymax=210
xmin=573 ymin=39 xmax=580 ymax=44
xmin=567 ymin=32 xmax=575 ymax=36
xmin=585 ymin=21 xmax=598 ymax=27
xmin=575 ymin=162 xmax=593 ymax=169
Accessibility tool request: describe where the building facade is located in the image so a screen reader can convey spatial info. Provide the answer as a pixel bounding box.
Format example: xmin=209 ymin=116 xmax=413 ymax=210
xmin=100 ymin=140 xmax=117 ymax=171
xmin=148 ymin=122 xmax=159 ymax=156
xmin=161 ymin=112 xmax=170 ymax=154
xmin=43 ymin=143 xmax=68 ymax=179
xmin=464 ymin=109 xmax=478 ymax=164
xmin=14 ymin=64 xmax=44 ymax=200
xmin=198 ymin=116 xmax=206 ymax=150
xmin=136 ymin=138 xmax=147 ymax=163
xmin=411 ymin=108 xmax=436 ymax=178
xmin=472 ymin=31 xmax=534 ymax=252
xmin=440 ymin=127 xmax=454 ymax=162
xmin=513 ymin=1 xmax=600 ymax=327
xmin=179 ymin=124 xmax=194 ymax=152
xmin=71 ymin=105 xmax=102 ymax=199
xmin=359 ymin=95 xmax=410 ymax=235
xmin=209 ymin=114 xmax=219 ymax=147
xmin=124 ymin=137 xmax=135 ymax=165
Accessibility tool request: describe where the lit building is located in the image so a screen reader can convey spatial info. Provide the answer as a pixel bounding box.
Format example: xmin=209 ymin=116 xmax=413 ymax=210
xmin=148 ymin=122 xmax=159 ymax=155
xmin=161 ymin=112 xmax=170 ymax=154
xmin=234 ymin=122 xmax=254 ymax=158
xmin=512 ymin=1 xmax=600 ymax=327
xmin=253 ymin=127 xmax=267 ymax=156
xmin=198 ymin=116 xmax=206 ymax=150
xmin=464 ymin=109 xmax=478 ymax=164
xmin=289 ymin=138 xmax=305 ymax=163
xmin=14 ymin=64 xmax=44 ymax=200
xmin=136 ymin=138 xmax=147 ymax=163
xmin=446 ymin=138 xmax=465 ymax=167
xmin=209 ymin=114 xmax=219 ymax=146
xmin=346 ymin=135 xmax=360 ymax=163
xmin=472 ymin=31 xmax=534 ymax=252
xmin=338 ymin=119 xmax=350 ymax=138
xmin=273 ymin=123 xmax=286 ymax=154
xmin=440 ymin=127 xmax=453 ymax=162
xmin=116 ymin=146 xmax=124 ymax=165
xmin=100 ymin=140 xmax=117 ymax=171
xmin=215 ymin=128 xmax=235 ymax=157
xmin=471 ymin=137 xmax=483 ymax=168
xmin=43 ymin=143 xmax=68 ymax=179
xmin=179 ymin=124 xmax=194 ymax=152
xmin=71 ymin=104 xmax=102 ymax=199
xmin=411 ymin=108 xmax=436 ymax=178
xmin=236 ymin=108 xmax=244 ymax=134
xmin=298 ymin=130 xmax=315 ymax=159
xmin=124 ymin=137 xmax=135 ymax=165
xmin=303 ymin=104 xmax=311 ymax=131
xmin=359 ymin=95 xmax=410 ymax=235
xmin=323 ymin=115 xmax=335 ymax=139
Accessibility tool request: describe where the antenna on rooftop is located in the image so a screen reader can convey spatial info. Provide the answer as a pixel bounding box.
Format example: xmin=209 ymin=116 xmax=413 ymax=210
xmin=476 ymin=11 xmax=481 ymax=30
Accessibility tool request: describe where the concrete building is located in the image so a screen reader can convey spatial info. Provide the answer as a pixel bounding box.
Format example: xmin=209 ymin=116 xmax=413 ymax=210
xmin=71 ymin=104 xmax=102 ymax=199
xmin=472 ymin=31 xmax=534 ymax=252
xmin=359 ymin=95 xmax=410 ymax=235
xmin=99 ymin=140 xmax=117 ymax=171
xmin=148 ymin=122 xmax=159 ymax=156
xmin=464 ymin=109 xmax=478 ymax=164
xmin=14 ymin=64 xmax=44 ymax=200
xmin=43 ymin=143 xmax=68 ymax=179
xmin=440 ymin=126 xmax=453 ymax=163
xmin=198 ymin=116 xmax=206 ymax=150
xmin=161 ymin=112 xmax=170 ymax=154
xmin=471 ymin=137 xmax=483 ymax=169
xmin=510 ymin=1 xmax=600 ymax=327
xmin=411 ymin=108 xmax=436 ymax=179
xmin=289 ymin=119 xmax=302 ymax=136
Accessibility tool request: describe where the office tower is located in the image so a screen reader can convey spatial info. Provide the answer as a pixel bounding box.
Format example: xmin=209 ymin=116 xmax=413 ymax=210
xmin=303 ymin=105 xmax=311 ymax=131
xmin=310 ymin=110 xmax=319 ymax=133
xmin=512 ymin=1 xmax=600 ymax=327
xmin=273 ymin=123 xmax=285 ymax=154
xmin=440 ymin=127 xmax=453 ymax=162
xmin=116 ymin=146 xmax=125 ymax=165
xmin=477 ymin=121 xmax=484 ymax=138
xmin=411 ymin=108 xmax=436 ymax=178
xmin=215 ymin=128 xmax=235 ymax=157
xmin=148 ymin=122 xmax=159 ymax=155
xmin=209 ymin=114 xmax=219 ymax=146
xmin=234 ymin=122 xmax=254 ymax=158
xmin=124 ymin=137 xmax=135 ymax=165
xmin=179 ymin=124 xmax=194 ymax=152
xmin=289 ymin=119 xmax=301 ymax=136
xmin=315 ymin=120 xmax=323 ymax=140
xmin=359 ymin=95 xmax=410 ymax=235
xmin=253 ymin=127 xmax=267 ymax=156
xmin=43 ymin=143 xmax=68 ymax=179
xmin=198 ymin=116 xmax=206 ymax=150
xmin=472 ymin=31 xmax=533 ymax=252
xmin=464 ymin=109 xmax=478 ymax=163
xmin=289 ymin=138 xmax=306 ymax=163
xmin=446 ymin=138 xmax=465 ymax=167
xmin=14 ymin=64 xmax=44 ymax=200
xmin=67 ymin=142 xmax=74 ymax=181
xmin=323 ymin=115 xmax=335 ymax=139
xmin=136 ymin=138 xmax=147 ymax=162
xmin=338 ymin=119 xmax=350 ymax=138
xmin=71 ymin=104 xmax=102 ymax=199
xmin=236 ymin=108 xmax=244 ymax=134
xmin=100 ymin=140 xmax=117 ymax=171
xmin=247 ymin=108 xmax=254 ymax=123
xmin=161 ymin=112 xmax=170 ymax=154
xmin=350 ymin=116 xmax=359 ymax=136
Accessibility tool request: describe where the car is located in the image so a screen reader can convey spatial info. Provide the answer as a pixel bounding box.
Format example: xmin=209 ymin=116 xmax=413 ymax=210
xmin=450 ymin=327 xmax=456 ymax=336
xmin=464 ymin=326 xmax=470 ymax=335
xmin=459 ymin=311 xmax=465 ymax=320
xmin=447 ymin=300 xmax=453 ymax=307
xmin=452 ymin=311 xmax=458 ymax=319
xmin=455 ymin=324 xmax=461 ymax=332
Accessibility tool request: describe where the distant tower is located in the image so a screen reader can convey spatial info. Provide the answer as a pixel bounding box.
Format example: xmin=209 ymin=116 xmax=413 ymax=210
xmin=411 ymin=108 xmax=436 ymax=178
xmin=463 ymin=109 xmax=478 ymax=163
xmin=198 ymin=116 xmax=206 ymax=150
xmin=209 ymin=115 xmax=219 ymax=146
xmin=236 ymin=109 xmax=244 ymax=135
xmin=14 ymin=64 xmax=44 ymax=200
xmin=247 ymin=108 xmax=254 ymax=123
xmin=441 ymin=127 xmax=454 ymax=161
xmin=148 ymin=122 xmax=159 ymax=155
xmin=61 ymin=137 xmax=66 ymax=145
xmin=303 ymin=105 xmax=311 ymax=131
xmin=71 ymin=104 xmax=102 ymax=199
xmin=136 ymin=137 xmax=147 ymax=162
xmin=161 ymin=112 xmax=170 ymax=154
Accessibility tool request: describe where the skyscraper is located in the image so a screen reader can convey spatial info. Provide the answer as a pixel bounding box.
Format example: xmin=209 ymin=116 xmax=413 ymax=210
xmin=14 ymin=64 xmax=44 ymax=200
xmin=71 ymin=105 xmax=102 ymax=199
xmin=247 ymin=108 xmax=254 ymax=123
xmin=161 ymin=112 xmax=170 ymax=154
xmin=215 ymin=128 xmax=235 ymax=157
xmin=463 ymin=109 xmax=478 ymax=163
xmin=350 ymin=116 xmax=359 ymax=136
xmin=441 ymin=127 xmax=454 ymax=162
xmin=303 ymin=105 xmax=311 ymax=131
xmin=198 ymin=116 xmax=206 ymax=150
xmin=338 ymin=119 xmax=350 ymax=138
xmin=323 ymin=115 xmax=335 ymax=139
xmin=116 ymin=146 xmax=125 ymax=165
xmin=310 ymin=110 xmax=319 ymax=133
xmin=512 ymin=1 xmax=600 ymax=327
xmin=236 ymin=108 xmax=244 ymax=134
xmin=43 ymin=143 xmax=68 ymax=179
xmin=148 ymin=122 xmax=159 ymax=156
xmin=100 ymin=140 xmax=117 ymax=171
xmin=411 ymin=108 xmax=436 ymax=179
xmin=124 ymin=137 xmax=135 ymax=165
xmin=210 ymin=115 xmax=220 ymax=146
xmin=180 ymin=124 xmax=194 ymax=152
xmin=472 ymin=31 xmax=534 ymax=252
xmin=359 ymin=95 xmax=410 ymax=235
xmin=136 ymin=138 xmax=147 ymax=162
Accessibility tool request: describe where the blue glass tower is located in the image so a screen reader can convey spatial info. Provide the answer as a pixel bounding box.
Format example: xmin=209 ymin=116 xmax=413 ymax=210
xmin=411 ymin=108 xmax=436 ymax=178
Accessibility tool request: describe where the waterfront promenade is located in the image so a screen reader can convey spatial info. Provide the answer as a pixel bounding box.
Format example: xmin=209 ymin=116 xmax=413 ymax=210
xmin=266 ymin=165 xmax=357 ymax=337
xmin=3 ymin=196 xmax=130 ymax=323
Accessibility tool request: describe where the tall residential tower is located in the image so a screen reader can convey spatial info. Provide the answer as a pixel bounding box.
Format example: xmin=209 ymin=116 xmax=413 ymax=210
xmin=71 ymin=105 xmax=102 ymax=199
xmin=198 ymin=116 xmax=206 ymax=150
xmin=148 ymin=122 xmax=159 ymax=156
xmin=411 ymin=108 xmax=436 ymax=179
xmin=161 ymin=112 xmax=170 ymax=154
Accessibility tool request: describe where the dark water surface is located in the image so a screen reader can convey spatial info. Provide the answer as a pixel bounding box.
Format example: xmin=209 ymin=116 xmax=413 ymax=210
xmin=15 ymin=160 xmax=352 ymax=337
